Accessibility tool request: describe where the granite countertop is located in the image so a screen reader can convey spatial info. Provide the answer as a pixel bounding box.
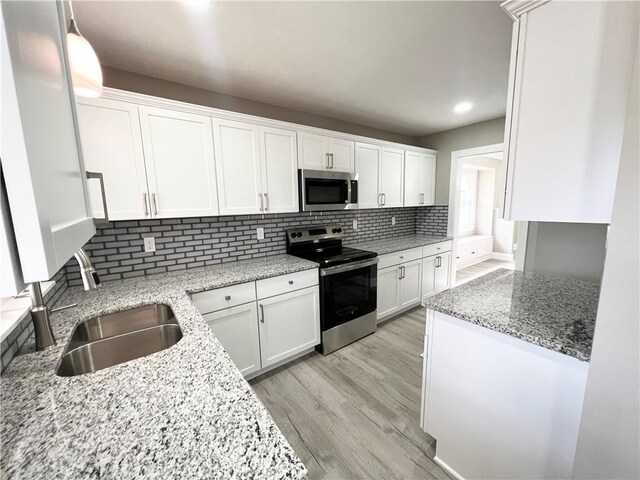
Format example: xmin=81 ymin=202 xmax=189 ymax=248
xmin=347 ymin=234 xmax=452 ymax=255
xmin=424 ymin=269 xmax=600 ymax=361
xmin=1 ymin=255 xmax=317 ymax=479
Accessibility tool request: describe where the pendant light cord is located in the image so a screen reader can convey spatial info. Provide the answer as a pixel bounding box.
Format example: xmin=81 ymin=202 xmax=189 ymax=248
xmin=67 ymin=0 xmax=81 ymax=36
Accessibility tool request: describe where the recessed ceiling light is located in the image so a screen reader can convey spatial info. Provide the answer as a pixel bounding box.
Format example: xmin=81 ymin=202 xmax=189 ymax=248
xmin=454 ymin=102 xmax=473 ymax=114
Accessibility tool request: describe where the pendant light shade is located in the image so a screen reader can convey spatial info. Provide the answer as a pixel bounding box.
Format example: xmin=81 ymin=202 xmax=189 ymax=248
xmin=66 ymin=8 xmax=102 ymax=97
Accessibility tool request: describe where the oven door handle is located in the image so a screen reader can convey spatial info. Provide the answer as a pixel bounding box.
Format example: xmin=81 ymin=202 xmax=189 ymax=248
xmin=320 ymin=258 xmax=379 ymax=276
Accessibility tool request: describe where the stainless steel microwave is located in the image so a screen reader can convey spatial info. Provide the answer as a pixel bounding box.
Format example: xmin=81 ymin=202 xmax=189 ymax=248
xmin=299 ymin=169 xmax=358 ymax=212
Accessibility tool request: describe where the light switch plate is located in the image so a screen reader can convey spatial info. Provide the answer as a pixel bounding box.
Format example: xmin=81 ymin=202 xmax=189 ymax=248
xmin=352 ymin=219 xmax=358 ymax=230
xmin=256 ymin=227 xmax=264 ymax=240
xmin=392 ymin=216 xmax=396 ymax=226
xmin=143 ymin=237 xmax=156 ymax=252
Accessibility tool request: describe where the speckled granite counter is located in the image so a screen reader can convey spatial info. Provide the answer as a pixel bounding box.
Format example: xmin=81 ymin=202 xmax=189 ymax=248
xmin=347 ymin=234 xmax=452 ymax=255
xmin=424 ymin=269 xmax=599 ymax=361
xmin=1 ymin=255 xmax=317 ymax=479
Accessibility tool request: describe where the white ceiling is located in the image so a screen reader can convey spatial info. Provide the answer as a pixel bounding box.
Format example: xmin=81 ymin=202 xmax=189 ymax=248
xmin=73 ymin=1 xmax=513 ymax=137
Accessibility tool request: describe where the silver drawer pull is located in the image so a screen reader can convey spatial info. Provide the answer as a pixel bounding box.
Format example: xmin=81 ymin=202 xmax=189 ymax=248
xmin=259 ymin=304 xmax=265 ymax=323
xmin=288 ymin=280 xmax=294 ymax=285
xmin=225 ymin=295 xmax=231 ymax=301
xmin=399 ymin=256 xmax=404 ymax=259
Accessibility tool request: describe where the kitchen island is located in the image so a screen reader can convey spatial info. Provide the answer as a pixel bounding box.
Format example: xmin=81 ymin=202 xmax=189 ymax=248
xmin=421 ymin=269 xmax=599 ymax=479
xmin=0 ymin=255 xmax=316 ymax=479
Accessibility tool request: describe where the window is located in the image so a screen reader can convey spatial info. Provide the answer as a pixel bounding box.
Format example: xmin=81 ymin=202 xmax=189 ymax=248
xmin=458 ymin=168 xmax=478 ymax=235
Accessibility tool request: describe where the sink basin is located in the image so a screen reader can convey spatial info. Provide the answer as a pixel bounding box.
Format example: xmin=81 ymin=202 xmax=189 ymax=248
xmin=57 ymin=304 xmax=183 ymax=377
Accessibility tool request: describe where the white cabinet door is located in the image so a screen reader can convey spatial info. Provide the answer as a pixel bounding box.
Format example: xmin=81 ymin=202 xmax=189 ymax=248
xmin=377 ymin=266 xmax=400 ymax=320
xmin=203 ymin=302 xmax=261 ymax=377
xmin=213 ymin=118 xmax=262 ymax=215
xmin=258 ymin=286 xmax=320 ymax=367
xmin=422 ymin=255 xmax=437 ymax=299
xmin=435 ymin=252 xmax=451 ymax=293
xmin=328 ymin=137 xmax=355 ymax=172
xmin=420 ymin=154 xmax=436 ymax=206
xmin=399 ymin=259 xmax=422 ymax=308
xmin=139 ymin=107 xmax=218 ymax=218
xmin=355 ymin=142 xmax=381 ymax=209
xmin=404 ymin=151 xmax=422 ymax=207
xmin=1 ymin=1 xmax=95 ymax=282
xmin=380 ymin=147 xmax=404 ymax=207
xmin=298 ymin=132 xmax=328 ymax=170
xmin=501 ymin=1 xmax=636 ymax=223
xmin=76 ymin=98 xmax=150 ymax=220
xmin=259 ymin=126 xmax=298 ymax=213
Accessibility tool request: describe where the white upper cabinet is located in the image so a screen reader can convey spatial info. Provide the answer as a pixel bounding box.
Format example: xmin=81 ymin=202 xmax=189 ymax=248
xmin=404 ymin=151 xmax=435 ymax=207
xmin=501 ymin=0 xmax=637 ymax=223
xmin=328 ymin=137 xmax=355 ymax=172
xmin=76 ymin=98 xmax=149 ymax=220
xmin=213 ymin=118 xmax=262 ymax=215
xmin=298 ymin=131 xmax=355 ymax=172
xmin=259 ymin=126 xmax=299 ymax=213
xmin=214 ymin=119 xmax=298 ymax=215
xmin=140 ymin=107 xmax=219 ymax=219
xmin=355 ymin=143 xmax=381 ymax=208
xmin=380 ymin=147 xmax=405 ymax=207
xmin=356 ymin=143 xmax=405 ymax=208
xmin=1 ymin=1 xmax=95 ymax=282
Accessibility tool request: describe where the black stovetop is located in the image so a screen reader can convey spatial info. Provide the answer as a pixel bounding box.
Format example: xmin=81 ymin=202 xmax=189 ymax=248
xmin=291 ymin=245 xmax=377 ymax=267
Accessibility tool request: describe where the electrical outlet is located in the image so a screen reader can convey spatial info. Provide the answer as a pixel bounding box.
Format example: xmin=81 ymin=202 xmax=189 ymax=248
xmin=391 ymin=216 xmax=396 ymax=226
xmin=143 ymin=237 xmax=156 ymax=253
xmin=352 ymin=219 xmax=358 ymax=230
xmin=256 ymin=227 xmax=264 ymax=240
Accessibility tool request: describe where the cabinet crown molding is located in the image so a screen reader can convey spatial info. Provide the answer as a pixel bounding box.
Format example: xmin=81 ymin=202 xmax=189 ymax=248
xmin=501 ymin=0 xmax=550 ymax=21
xmin=96 ymin=87 xmax=437 ymax=156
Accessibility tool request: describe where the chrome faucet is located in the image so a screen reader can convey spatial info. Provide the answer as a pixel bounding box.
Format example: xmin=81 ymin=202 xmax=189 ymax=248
xmin=30 ymin=248 xmax=100 ymax=350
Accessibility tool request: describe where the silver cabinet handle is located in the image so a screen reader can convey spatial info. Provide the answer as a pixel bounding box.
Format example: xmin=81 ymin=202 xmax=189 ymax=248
xmin=382 ymin=193 xmax=386 ymax=206
xmin=330 ymin=153 xmax=334 ymax=169
xmin=142 ymin=193 xmax=149 ymax=216
xmin=259 ymin=304 xmax=265 ymax=323
xmin=436 ymin=256 xmax=442 ymax=268
xmin=378 ymin=193 xmax=382 ymax=207
xmin=151 ymin=193 xmax=158 ymax=216
xmin=264 ymin=192 xmax=269 ymax=212
xmin=419 ymin=193 xmax=424 ymax=205
xmin=398 ymin=266 xmax=403 ymax=280
xmin=258 ymin=193 xmax=264 ymax=212
xmin=225 ymin=295 xmax=231 ymax=301
xmin=325 ymin=153 xmax=331 ymax=169
xmin=86 ymin=171 xmax=109 ymax=224
xmin=402 ymin=265 xmax=406 ymax=279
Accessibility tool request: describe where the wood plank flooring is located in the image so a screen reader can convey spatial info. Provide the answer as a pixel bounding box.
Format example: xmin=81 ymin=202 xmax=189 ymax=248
xmin=455 ymin=258 xmax=515 ymax=286
xmin=250 ymin=308 xmax=451 ymax=480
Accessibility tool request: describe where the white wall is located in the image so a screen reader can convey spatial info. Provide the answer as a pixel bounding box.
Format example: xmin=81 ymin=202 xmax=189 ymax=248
xmin=572 ymin=43 xmax=639 ymax=480
xmin=523 ymin=222 xmax=607 ymax=284
xmin=419 ymin=117 xmax=506 ymax=204
xmin=475 ymin=169 xmax=495 ymax=236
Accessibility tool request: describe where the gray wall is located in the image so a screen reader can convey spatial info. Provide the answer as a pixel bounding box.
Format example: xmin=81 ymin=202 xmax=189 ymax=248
xmin=102 ymin=66 xmax=419 ymax=146
xmin=418 ymin=117 xmax=506 ymax=204
xmin=572 ymin=46 xmax=639 ymax=479
xmin=523 ymin=222 xmax=607 ymax=284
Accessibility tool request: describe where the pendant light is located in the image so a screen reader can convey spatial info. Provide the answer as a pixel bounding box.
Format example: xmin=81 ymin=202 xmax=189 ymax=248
xmin=66 ymin=0 xmax=103 ymax=97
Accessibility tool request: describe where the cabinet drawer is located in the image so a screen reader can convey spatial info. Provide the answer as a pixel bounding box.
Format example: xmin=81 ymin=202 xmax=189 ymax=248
xmin=379 ymin=247 xmax=423 ymax=269
xmin=422 ymin=241 xmax=452 ymax=258
xmin=191 ymin=281 xmax=256 ymax=314
xmin=256 ymin=269 xmax=318 ymax=299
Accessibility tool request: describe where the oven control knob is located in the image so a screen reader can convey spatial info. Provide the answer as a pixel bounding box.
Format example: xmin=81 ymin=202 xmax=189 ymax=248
xmin=336 ymin=228 xmax=342 ymax=233
xmin=290 ymin=233 xmax=296 ymax=238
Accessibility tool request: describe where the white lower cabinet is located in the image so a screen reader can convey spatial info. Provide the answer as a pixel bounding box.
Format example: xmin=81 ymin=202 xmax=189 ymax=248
xmin=203 ymin=303 xmax=261 ymax=377
xmin=422 ymin=251 xmax=452 ymax=300
xmin=377 ymin=259 xmax=422 ymax=322
xmin=258 ymin=286 xmax=320 ymax=368
xmin=194 ymin=270 xmax=320 ymax=377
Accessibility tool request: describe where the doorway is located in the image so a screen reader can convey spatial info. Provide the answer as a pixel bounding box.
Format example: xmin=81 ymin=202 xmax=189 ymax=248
xmin=448 ymin=144 xmax=522 ymax=286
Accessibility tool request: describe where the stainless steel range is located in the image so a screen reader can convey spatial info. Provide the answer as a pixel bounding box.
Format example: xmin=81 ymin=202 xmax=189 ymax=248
xmin=286 ymin=225 xmax=378 ymax=354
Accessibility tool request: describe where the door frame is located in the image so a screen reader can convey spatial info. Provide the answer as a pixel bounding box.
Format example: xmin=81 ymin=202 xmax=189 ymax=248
xmin=447 ymin=143 xmax=527 ymax=284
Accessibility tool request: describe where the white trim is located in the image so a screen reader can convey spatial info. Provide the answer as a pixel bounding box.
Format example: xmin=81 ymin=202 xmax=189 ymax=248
xmin=0 ymin=281 xmax=55 ymax=342
xmin=500 ymin=0 xmax=549 ymax=20
xmin=447 ymin=143 xmax=505 ymax=286
xmin=244 ymin=346 xmax=315 ymax=381
xmin=434 ymin=456 xmax=465 ymax=480
xmin=492 ymin=252 xmax=515 ymax=262
xmin=99 ymin=87 xmax=438 ymax=156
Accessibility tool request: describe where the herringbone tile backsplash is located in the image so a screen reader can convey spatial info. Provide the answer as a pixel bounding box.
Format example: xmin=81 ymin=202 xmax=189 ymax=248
xmin=66 ymin=206 xmax=449 ymax=287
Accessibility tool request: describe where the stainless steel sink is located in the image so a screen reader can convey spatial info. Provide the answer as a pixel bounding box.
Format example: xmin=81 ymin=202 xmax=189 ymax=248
xmin=57 ymin=304 xmax=182 ymax=376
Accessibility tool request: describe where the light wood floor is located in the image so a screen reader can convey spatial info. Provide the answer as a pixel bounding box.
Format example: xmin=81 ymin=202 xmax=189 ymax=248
xmin=455 ymin=258 xmax=515 ymax=286
xmin=250 ymin=308 xmax=451 ymax=480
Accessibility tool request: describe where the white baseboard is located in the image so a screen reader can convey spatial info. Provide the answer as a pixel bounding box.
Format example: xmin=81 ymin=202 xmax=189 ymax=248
xmin=456 ymin=252 xmax=515 ymax=271
xmin=434 ymin=456 xmax=465 ymax=480
xmin=491 ymin=252 xmax=515 ymax=261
